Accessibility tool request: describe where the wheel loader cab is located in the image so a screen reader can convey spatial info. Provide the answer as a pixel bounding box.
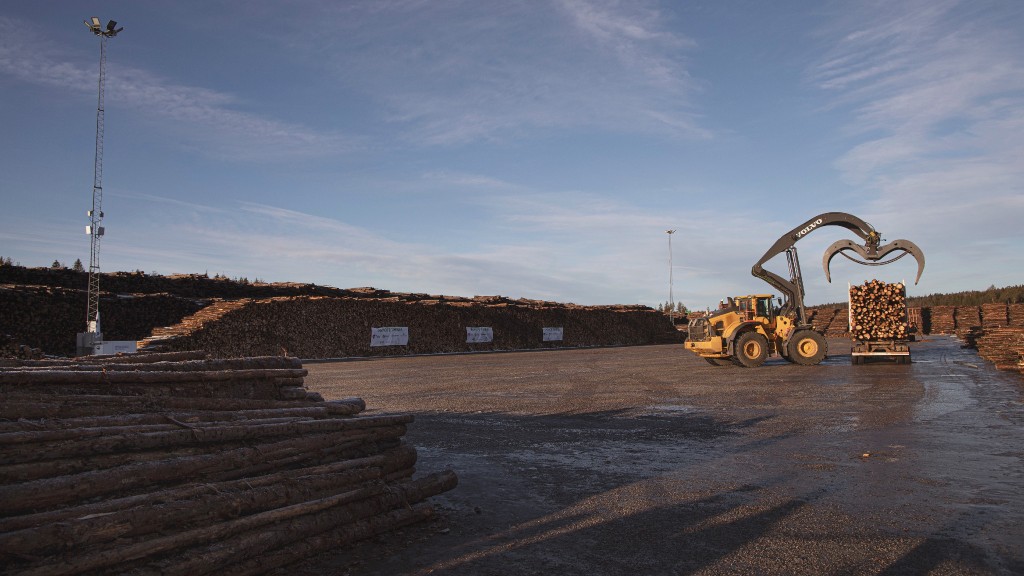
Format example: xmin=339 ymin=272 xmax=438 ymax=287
xmin=735 ymin=295 xmax=773 ymax=323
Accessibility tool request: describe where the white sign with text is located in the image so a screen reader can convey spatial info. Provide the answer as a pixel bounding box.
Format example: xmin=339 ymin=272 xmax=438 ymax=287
xmin=370 ymin=327 xmax=409 ymax=347
xmin=466 ymin=327 xmax=494 ymax=343
xmin=98 ymin=341 xmax=137 ymax=355
xmin=542 ymin=327 xmax=563 ymax=341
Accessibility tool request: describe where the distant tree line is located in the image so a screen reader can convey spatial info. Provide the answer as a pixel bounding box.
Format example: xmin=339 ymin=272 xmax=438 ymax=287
xmin=905 ymin=284 xmax=1024 ymax=306
xmin=815 ymin=284 xmax=1024 ymax=309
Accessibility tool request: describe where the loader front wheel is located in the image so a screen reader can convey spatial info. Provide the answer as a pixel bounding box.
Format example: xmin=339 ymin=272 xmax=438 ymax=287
xmin=789 ymin=330 xmax=827 ymax=366
xmin=732 ymin=332 xmax=768 ymax=368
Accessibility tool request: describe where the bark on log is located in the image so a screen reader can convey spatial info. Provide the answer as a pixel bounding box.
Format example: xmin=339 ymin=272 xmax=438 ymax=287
xmin=131 ymin=471 xmax=457 ymax=576
xmin=0 ymin=414 xmax=412 ymax=466
xmin=1 ymin=457 xmax=420 ymax=556
xmin=3 ymin=356 xmax=301 ymax=373
xmin=0 ymin=405 xmax=343 ymax=433
xmin=216 ymin=505 xmax=436 ymax=576
xmin=0 ymin=395 xmax=327 ymax=420
xmin=0 ymin=444 xmax=416 ymax=533
xmin=0 ymin=367 xmax=307 ymax=386
xmin=0 ymin=425 xmax=408 ymax=515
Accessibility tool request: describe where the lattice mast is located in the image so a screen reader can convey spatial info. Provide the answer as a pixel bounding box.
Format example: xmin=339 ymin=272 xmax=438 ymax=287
xmin=83 ymin=17 xmax=123 ymax=337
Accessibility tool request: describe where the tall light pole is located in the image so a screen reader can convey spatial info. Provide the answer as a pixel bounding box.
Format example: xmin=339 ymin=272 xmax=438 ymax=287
xmin=77 ymin=17 xmax=123 ymax=356
xmin=666 ymin=229 xmax=676 ymax=325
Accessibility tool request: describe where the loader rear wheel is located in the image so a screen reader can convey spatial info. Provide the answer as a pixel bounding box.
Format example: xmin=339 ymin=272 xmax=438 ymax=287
xmin=732 ymin=332 xmax=768 ymax=368
xmin=789 ymin=330 xmax=827 ymax=366
xmin=704 ymin=357 xmax=731 ymax=366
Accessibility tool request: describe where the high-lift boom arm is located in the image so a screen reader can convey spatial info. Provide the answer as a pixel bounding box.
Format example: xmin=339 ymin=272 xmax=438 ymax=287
xmin=751 ymin=212 xmax=925 ymax=326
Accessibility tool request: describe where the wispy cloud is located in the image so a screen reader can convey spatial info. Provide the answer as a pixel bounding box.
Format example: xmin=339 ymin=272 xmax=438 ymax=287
xmin=293 ymin=0 xmax=707 ymax=145
xmin=0 ymin=16 xmax=351 ymax=162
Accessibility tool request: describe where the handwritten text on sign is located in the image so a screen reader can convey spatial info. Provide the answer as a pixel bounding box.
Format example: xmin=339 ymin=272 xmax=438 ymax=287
xmin=466 ymin=327 xmax=493 ymax=343
xmin=370 ymin=327 xmax=409 ymax=347
xmin=542 ymin=327 xmax=563 ymax=341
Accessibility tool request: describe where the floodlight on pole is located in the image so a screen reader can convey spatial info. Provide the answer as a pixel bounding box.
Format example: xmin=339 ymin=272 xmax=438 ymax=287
xmin=666 ymin=229 xmax=677 ymax=324
xmin=77 ymin=17 xmax=123 ymax=356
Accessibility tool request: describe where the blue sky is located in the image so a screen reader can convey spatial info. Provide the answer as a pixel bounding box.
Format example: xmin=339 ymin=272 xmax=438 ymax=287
xmin=1 ymin=1 xmax=1022 ymax=309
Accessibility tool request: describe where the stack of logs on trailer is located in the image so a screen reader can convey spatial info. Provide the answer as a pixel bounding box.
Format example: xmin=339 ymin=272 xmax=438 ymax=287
xmin=0 ymin=351 xmax=456 ymax=575
xmin=848 ymin=280 xmax=912 ymax=364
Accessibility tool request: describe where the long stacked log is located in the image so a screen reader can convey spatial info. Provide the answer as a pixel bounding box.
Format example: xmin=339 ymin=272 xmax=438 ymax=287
xmin=0 ymin=354 xmax=457 ymax=575
xmin=849 ymin=280 xmax=908 ymax=341
xmin=138 ymin=295 xmax=672 ymax=359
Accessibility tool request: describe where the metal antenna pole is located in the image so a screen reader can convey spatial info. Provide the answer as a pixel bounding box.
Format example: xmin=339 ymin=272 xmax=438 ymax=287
xmin=79 ymin=17 xmax=123 ymax=355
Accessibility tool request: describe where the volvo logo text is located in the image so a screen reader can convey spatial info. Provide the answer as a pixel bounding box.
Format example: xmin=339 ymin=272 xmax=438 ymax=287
xmin=795 ymin=218 xmax=823 ymax=238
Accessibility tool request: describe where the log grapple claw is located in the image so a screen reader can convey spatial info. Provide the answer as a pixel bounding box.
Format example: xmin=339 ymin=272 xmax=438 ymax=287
xmin=823 ymin=234 xmax=925 ymax=285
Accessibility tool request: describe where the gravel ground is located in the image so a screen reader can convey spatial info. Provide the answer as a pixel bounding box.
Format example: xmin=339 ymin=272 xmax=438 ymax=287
xmin=289 ymin=336 xmax=1024 ymax=575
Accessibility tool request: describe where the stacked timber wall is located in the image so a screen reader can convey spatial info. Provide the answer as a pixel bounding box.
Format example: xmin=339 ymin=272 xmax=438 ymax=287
xmin=0 ymin=284 xmax=207 ymax=356
xmin=1 ymin=266 xmax=674 ymax=358
xmin=0 ymin=352 xmax=456 ymax=575
xmin=139 ymin=296 xmax=674 ymax=359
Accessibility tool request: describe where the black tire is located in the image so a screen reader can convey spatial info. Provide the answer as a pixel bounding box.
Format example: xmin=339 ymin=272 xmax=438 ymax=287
xmin=789 ymin=330 xmax=827 ymax=366
xmin=732 ymin=331 xmax=769 ymax=368
xmin=704 ymin=357 xmax=731 ymax=366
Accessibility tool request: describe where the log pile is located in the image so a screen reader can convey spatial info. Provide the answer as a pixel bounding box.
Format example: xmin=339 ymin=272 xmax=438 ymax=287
xmin=0 ymin=354 xmax=457 ymax=575
xmin=823 ymin=309 xmax=850 ymax=337
xmin=956 ymin=306 xmax=982 ymax=338
xmin=0 ymin=333 xmax=43 ymax=362
xmin=929 ymin=305 xmax=956 ymax=334
xmin=849 ymin=280 xmax=909 ymax=341
xmin=967 ymin=327 xmax=1024 ymax=375
xmin=139 ymin=295 xmax=672 ymax=359
xmin=809 ymin=309 xmax=833 ymax=333
xmin=1007 ymin=303 xmax=1024 ymax=328
xmin=0 ymin=284 xmax=207 ymax=356
xmin=981 ymin=303 xmax=1009 ymax=328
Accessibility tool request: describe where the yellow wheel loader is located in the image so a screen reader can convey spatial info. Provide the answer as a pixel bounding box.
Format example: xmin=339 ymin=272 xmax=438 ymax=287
xmin=685 ymin=212 xmax=925 ymax=368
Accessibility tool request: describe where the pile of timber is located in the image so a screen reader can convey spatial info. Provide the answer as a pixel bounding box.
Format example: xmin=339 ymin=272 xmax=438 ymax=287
xmin=139 ymin=295 xmax=672 ymax=359
xmin=824 ymin=309 xmax=850 ymax=337
xmin=956 ymin=306 xmax=982 ymax=338
xmin=0 ymin=284 xmax=207 ymax=356
xmin=1008 ymin=303 xmax=1024 ymax=328
xmin=967 ymin=327 xmax=1024 ymax=375
xmin=849 ymin=280 xmax=909 ymax=341
xmin=808 ymin=308 xmax=829 ymax=332
xmin=0 ymin=333 xmax=43 ymax=362
xmin=981 ymin=303 xmax=1009 ymax=328
xmin=929 ymin=305 xmax=956 ymax=334
xmin=0 ymin=353 xmax=456 ymax=575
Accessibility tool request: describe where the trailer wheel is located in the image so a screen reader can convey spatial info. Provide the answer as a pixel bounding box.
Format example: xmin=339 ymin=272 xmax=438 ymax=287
xmin=789 ymin=330 xmax=827 ymax=366
xmin=732 ymin=332 xmax=768 ymax=368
